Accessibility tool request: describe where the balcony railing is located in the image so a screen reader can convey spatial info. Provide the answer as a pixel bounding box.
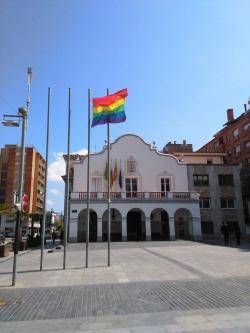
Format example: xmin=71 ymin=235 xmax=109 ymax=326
xmin=71 ymin=191 xmax=199 ymax=200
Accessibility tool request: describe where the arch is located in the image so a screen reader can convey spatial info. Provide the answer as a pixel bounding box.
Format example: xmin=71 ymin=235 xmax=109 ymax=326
xmin=174 ymin=208 xmax=192 ymax=240
xmin=127 ymin=208 xmax=146 ymax=241
xmin=102 ymin=208 xmax=122 ymax=242
xmin=78 ymin=209 xmax=97 ymax=242
xmin=150 ymin=208 xmax=169 ymax=241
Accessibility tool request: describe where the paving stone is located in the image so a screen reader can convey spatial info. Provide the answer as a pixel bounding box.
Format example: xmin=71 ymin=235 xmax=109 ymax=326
xmin=1 ymin=276 xmax=250 ymax=322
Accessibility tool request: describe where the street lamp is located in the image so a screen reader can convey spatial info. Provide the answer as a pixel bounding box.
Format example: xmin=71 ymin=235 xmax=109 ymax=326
xmin=2 ymin=108 xmax=27 ymax=286
xmin=1 ymin=67 xmax=32 ymax=286
xmin=2 ymin=119 xmax=20 ymax=127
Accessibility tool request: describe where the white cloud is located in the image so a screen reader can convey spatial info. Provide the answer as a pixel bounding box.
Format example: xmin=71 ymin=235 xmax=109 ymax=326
xmin=76 ymin=148 xmax=88 ymax=155
xmin=49 ymin=189 xmax=61 ymax=196
xmin=46 ymin=199 xmax=54 ymax=206
xmin=48 ymin=148 xmax=87 ymax=183
xmin=48 ymin=152 xmax=65 ymax=183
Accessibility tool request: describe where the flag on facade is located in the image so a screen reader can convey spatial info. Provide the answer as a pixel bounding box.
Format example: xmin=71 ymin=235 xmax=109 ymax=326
xmin=110 ymin=169 xmax=114 ymax=188
xmin=114 ymin=160 xmax=118 ymax=181
xmin=92 ymin=88 xmax=128 ymax=127
xmin=104 ymin=161 xmax=108 ymax=180
xmin=119 ymin=168 xmax=122 ymax=189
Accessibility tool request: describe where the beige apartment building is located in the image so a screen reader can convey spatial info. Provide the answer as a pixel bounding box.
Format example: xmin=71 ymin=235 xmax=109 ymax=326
xmin=163 ymin=141 xmax=245 ymax=238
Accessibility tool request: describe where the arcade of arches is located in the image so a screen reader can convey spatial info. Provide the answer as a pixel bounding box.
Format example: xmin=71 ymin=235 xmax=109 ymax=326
xmin=77 ymin=207 xmax=198 ymax=242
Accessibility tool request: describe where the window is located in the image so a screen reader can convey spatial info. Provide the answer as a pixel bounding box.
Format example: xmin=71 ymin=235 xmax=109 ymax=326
xmin=193 ymin=174 xmax=209 ymax=186
xmin=125 ymin=178 xmax=137 ymax=197
xmin=243 ymin=123 xmax=250 ymax=131
xmin=235 ymin=145 xmax=241 ymax=155
xmin=199 ymin=198 xmax=211 ymax=209
xmin=91 ymin=177 xmax=102 ymax=192
xmin=0 ymin=180 xmax=7 ymax=187
xmin=207 ymin=159 xmax=213 ymax=165
xmin=245 ymin=141 xmax=250 ymax=149
xmin=0 ymin=189 xmax=6 ymax=196
xmin=247 ymin=158 xmax=250 ymax=166
xmin=219 ymin=137 xmax=224 ymax=145
xmin=161 ymin=178 xmax=170 ymax=193
xmin=220 ymin=198 xmax=236 ymax=209
xmin=126 ymin=159 xmax=136 ymax=173
xmin=218 ymin=174 xmax=234 ymax=186
xmin=0 ymin=171 xmax=7 ymax=180
xmin=214 ymin=141 xmax=219 ymax=149
xmin=233 ymin=128 xmax=239 ymax=138
xmin=201 ymin=221 xmax=214 ymax=235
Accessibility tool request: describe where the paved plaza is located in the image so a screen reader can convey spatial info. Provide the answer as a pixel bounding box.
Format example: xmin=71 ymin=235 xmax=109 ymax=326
xmin=1 ymin=240 xmax=250 ymax=332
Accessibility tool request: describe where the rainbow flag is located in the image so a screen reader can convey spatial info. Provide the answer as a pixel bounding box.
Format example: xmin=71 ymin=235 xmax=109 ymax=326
xmin=92 ymin=88 xmax=128 ymax=127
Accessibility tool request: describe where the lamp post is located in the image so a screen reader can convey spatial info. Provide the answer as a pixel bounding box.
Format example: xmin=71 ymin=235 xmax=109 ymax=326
xmin=2 ymin=108 xmax=27 ymax=286
xmin=2 ymin=67 xmax=32 ymax=286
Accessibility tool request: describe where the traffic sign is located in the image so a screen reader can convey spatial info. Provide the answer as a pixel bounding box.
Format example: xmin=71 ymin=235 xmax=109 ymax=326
xmin=22 ymin=194 xmax=29 ymax=212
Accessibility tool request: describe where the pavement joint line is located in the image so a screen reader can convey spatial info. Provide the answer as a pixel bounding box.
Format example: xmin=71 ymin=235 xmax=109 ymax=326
xmin=142 ymin=247 xmax=211 ymax=279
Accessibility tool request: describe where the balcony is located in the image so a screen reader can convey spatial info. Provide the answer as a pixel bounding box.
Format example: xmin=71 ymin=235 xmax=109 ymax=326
xmin=70 ymin=191 xmax=199 ymax=201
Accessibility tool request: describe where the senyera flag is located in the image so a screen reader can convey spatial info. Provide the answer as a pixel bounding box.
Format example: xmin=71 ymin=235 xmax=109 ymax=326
xmin=92 ymin=88 xmax=128 ymax=127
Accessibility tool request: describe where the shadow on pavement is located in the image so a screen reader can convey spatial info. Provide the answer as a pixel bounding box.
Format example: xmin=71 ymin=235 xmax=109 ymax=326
xmin=198 ymin=239 xmax=250 ymax=251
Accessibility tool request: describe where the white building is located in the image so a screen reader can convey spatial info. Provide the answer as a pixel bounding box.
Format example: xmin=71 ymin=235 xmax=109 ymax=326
xmin=68 ymin=134 xmax=202 ymax=242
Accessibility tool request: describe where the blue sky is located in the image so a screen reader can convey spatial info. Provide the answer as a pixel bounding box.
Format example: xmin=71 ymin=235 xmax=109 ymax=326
xmin=0 ymin=0 xmax=250 ymax=212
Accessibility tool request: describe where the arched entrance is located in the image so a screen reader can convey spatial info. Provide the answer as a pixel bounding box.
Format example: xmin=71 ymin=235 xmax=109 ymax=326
xmin=78 ymin=209 xmax=97 ymax=242
xmin=150 ymin=208 xmax=170 ymax=241
xmin=127 ymin=208 xmax=146 ymax=241
xmin=102 ymin=208 xmax=122 ymax=241
xmin=174 ymin=208 xmax=192 ymax=240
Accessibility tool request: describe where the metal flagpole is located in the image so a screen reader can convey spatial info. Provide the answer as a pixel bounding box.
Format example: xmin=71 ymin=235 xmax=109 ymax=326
xmin=107 ymin=88 xmax=111 ymax=266
xmin=86 ymin=89 xmax=91 ymax=268
xmin=40 ymin=87 xmax=51 ymax=270
xmin=63 ymin=87 xmax=71 ymax=270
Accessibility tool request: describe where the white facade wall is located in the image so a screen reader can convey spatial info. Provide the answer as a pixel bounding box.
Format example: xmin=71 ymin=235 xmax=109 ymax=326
xmin=74 ymin=134 xmax=188 ymax=193
xmin=70 ymin=134 xmax=201 ymax=242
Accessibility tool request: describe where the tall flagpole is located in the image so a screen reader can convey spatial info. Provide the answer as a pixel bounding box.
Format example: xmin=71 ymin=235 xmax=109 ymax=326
xmin=107 ymin=88 xmax=111 ymax=266
xmin=63 ymin=87 xmax=71 ymax=270
xmin=86 ymin=89 xmax=91 ymax=268
xmin=40 ymin=87 xmax=51 ymax=271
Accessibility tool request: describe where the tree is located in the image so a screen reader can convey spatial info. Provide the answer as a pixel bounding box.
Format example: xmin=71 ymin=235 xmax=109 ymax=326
xmin=0 ymin=204 xmax=11 ymax=216
xmin=54 ymin=219 xmax=63 ymax=231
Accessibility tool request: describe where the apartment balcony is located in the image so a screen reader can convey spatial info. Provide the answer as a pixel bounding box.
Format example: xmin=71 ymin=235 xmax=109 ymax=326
xmin=70 ymin=191 xmax=199 ymax=202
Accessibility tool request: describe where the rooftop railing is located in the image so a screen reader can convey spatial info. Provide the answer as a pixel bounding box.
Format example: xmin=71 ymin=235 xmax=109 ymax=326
xmin=70 ymin=191 xmax=199 ymax=200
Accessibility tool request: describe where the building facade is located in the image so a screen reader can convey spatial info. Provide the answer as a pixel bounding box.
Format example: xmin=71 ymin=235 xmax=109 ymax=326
xmin=198 ymin=107 xmax=250 ymax=224
xmin=68 ymin=134 xmax=202 ymax=242
xmin=164 ymin=140 xmax=245 ymax=238
xmin=0 ymin=145 xmax=45 ymax=214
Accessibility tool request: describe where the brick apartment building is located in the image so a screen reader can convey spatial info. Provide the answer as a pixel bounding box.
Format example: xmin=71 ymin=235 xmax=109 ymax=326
xmin=0 ymin=145 xmax=45 ymax=214
xmin=197 ymin=107 xmax=250 ymax=224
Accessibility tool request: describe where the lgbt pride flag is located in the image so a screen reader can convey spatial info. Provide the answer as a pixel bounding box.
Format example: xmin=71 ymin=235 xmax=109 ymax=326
xmin=92 ymin=88 xmax=128 ymax=127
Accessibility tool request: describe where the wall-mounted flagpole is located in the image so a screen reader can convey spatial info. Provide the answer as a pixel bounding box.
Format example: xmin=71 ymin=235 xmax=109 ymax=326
xmin=63 ymin=87 xmax=71 ymax=270
xmin=40 ymin=87 xmax=51 ymax=271
xmin=107 ymin=88 xmax=111 ymax=266
xmin=86 ymin=89 xmax=91 ymax=268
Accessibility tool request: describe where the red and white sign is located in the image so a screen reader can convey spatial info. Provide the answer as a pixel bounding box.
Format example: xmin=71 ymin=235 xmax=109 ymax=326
xmin=22 ymin=194 xmax=29 ymax=212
